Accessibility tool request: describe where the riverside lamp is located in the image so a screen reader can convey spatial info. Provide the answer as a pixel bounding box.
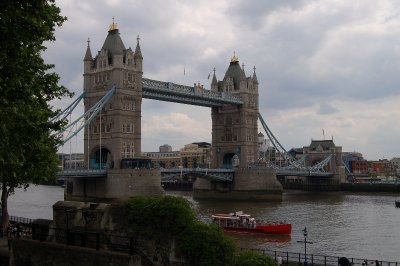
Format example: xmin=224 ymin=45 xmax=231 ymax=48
xmin=297 ymin=227 xmax=313 ymax=266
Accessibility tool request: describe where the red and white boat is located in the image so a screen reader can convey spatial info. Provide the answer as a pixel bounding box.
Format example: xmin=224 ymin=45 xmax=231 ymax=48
xmin=212 ymin=211 xmax=291 ymax=235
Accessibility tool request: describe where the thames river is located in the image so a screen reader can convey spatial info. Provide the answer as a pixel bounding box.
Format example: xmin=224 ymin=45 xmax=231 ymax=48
xmin=7 ymin=185 xmax=400 ymax=262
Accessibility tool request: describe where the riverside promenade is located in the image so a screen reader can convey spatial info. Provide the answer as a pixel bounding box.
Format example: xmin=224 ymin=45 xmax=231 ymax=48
xmin=0 ymin=238 xmax=8 ymax=266
xmin=1 ymin=235 xmax=400 ymax=266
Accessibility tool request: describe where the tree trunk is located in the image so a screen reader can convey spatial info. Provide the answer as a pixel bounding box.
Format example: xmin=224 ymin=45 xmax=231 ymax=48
xmin=1 ymin=185 xmax=9 ymax=238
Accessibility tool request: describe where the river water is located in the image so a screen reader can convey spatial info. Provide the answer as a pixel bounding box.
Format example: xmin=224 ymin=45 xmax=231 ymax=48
xmin=7 ymin=185 xmax=400 ymax=262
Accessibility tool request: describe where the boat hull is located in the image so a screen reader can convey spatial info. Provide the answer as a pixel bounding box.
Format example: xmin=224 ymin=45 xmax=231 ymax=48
xmin=221 ymin=223 xmax=292 ymax=235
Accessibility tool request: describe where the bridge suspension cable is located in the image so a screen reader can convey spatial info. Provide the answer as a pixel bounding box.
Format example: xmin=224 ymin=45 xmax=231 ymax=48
xmin=258 ymin=113 xmax=336 ymax=173
xmin=309 ymin=154 xmax=333 ymax=172
xmin=258 ymin=113 xmax=304 ymax=169
xmin=50 ymin=91 xmax=85 ymax=123
xmin=54 ymin=85 xmax=116 ymax=147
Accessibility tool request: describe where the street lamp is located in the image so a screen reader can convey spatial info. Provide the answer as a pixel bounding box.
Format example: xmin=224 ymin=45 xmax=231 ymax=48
xmin=297 ymin=227 xmax=313 ymax=266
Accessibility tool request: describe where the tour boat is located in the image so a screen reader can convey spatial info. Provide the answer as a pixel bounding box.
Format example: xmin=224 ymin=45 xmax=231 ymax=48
xmin=211 ymin=211 xmax=291 ymax=235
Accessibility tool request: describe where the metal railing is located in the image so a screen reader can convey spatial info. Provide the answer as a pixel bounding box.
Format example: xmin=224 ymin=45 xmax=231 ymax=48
xmin=24 ymin=227 xmax=137 ymax=255
xmin=238 ymin=247 xmax=399 ymax=266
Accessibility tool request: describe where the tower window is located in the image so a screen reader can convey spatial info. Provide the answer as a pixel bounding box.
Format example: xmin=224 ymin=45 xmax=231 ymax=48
xmin=121 ymin=142 xmax=135 ymax=158
xmin=123 ymin=124 xmax=134 ymax=133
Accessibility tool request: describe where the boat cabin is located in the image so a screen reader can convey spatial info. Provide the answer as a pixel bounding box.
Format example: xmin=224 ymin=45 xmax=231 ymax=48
xmin=212 ymin=211 xmax=257 ymax=228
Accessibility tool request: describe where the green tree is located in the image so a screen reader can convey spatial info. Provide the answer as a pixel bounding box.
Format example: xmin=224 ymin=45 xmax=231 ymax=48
xmin=125 ymin=196 xmax=199 ymax=264
xmin=233 ymin=250 xmax=277 ymax=266
xmin=124 ymin=196 xmax=235 ymax=265
xmin=177 ymin=222 xmax=235 ymax=266
xmin=0 ymin=0 xmax=69 ymax=236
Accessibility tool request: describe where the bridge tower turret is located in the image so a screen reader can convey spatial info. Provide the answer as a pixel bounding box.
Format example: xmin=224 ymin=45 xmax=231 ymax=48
xmin=134 ymin=36 xmax=143 ymax=72
xmin=211 ymin=54 xmax=259 ymax=168
xmin=82 ymin=19 xmax=143 ymax=169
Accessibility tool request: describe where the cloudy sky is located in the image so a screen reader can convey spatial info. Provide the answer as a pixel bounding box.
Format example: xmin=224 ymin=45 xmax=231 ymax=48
xmin=46 ymin=0 xmax=400 ymax=160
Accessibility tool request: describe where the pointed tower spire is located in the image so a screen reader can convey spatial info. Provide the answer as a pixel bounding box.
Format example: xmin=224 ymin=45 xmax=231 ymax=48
xmin=84 ymin=37 xmax=93 ymax=61
xmin=212 ymin=67 xmax=217 ymax=85
xmin=231 ymin=51 xmax=239 ymax=63
xmin=109 ymin=17 xmax=118 ymax=32
xmin=211 ymin=67 xmax=218 ymax=92
xmin=252 ymin=65 xmax=258 ymax=84
xmin=134 ymin=35 xmax=143 ymax=59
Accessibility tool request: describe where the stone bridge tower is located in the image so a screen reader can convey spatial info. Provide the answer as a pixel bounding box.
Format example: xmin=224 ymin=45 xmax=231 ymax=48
xmin=83 ymin=20 xmax=143 ymax=169
xmin=211 ymin=54 xmax=259 ymax=168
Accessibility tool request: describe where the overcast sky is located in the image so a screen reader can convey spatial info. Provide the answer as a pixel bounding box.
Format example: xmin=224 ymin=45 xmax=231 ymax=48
xmin=46 ymin=0 xmax=400 ymax=161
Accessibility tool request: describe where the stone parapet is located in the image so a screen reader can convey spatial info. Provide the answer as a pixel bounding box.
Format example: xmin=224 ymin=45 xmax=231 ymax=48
xmin=10 ymin=239 xmax=141 ymax=266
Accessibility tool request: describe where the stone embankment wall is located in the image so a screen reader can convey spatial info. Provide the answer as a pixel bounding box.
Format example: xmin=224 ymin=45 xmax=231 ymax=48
xmin=10 ymin=239 xmax=140 ymax=266
xmin=281 ymin=179 xmax=341 ymax=191
xmin=341 ymin=183 xmax=400 ymax=193
xmin=193 ymin=167 xmax=283 ymax=200
xmin=10 ymin=201 xmax=182 ymax=266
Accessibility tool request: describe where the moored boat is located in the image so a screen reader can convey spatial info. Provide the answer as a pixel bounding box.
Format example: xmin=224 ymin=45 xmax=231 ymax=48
xmin=395 ymin=201 xmax=400 ymax=208
xmin=212 ymin=211 xmax=291 ymax=235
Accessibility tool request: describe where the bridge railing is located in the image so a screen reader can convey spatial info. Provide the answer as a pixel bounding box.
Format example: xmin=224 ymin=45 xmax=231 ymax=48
xmin=57 ymin=169 xmax=107 ymax=177
xmin=161 ymin=168 xmax=235 ymax=173
xmin=143 ymin=78 xmax=243 ymax=103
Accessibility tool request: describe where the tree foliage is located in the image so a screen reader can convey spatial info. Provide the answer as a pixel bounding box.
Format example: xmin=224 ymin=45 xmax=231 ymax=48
xmin=177 ymin=222 xmax=235 ymax=266
xmin=233 ymin=250 xmax=277 ymax=266
xmin=124 ymin=195 xmax=197 ymax=237
xmin=0 ymin=0 xmax=70 ymax=234
xmin=124 ymin=196 xmax=235 ymax=265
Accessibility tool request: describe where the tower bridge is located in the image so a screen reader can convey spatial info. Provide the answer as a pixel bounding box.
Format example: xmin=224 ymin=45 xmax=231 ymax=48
xmin=58 ymin=21 xmax=345 ymax=201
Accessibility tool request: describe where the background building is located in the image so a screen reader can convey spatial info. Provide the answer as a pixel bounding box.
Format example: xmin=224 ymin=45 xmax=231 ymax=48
xmin=142 ymin=142 xmax=212 ymax=169
xmin=57 ymin=153 xmax=85 ymax=170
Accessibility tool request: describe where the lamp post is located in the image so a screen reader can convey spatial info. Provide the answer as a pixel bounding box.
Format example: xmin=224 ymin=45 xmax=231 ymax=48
xmin=297 ymin=227 xmax=313 ymax=266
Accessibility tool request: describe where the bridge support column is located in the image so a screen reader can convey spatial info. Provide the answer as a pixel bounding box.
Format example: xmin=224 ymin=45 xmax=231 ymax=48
xmin=193 ymin=167 xmax=282 ymax=200
xmin=65 ymin=169 xmax=164 ymax=202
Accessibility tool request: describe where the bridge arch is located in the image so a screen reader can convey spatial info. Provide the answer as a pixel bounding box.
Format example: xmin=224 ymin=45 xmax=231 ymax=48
xmin=90 ymin=146 xmax=113 ymax=169
xmin=223 ymin=153 xmax=239 ymax=169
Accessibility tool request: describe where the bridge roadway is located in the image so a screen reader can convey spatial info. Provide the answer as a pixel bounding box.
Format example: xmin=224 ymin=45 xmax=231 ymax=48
xmin=56 ymin=168 xmax=235 ymax=182
xmin=142 ymin=78 xmax=244 ymax=107
xmin=57 ymin=168 xmax=333 ymax=181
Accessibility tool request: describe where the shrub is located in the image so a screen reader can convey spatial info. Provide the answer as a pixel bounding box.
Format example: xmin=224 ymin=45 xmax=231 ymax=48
xmin=177 ymin=222 xmax=235 ymax=266
xmin=124 ymin=195 xmax=235 ymax=265
xmin=233 ymin=250 xmax=277 ymax=266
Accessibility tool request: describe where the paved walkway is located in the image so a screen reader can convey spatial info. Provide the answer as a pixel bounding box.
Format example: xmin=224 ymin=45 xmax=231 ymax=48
xmin=0 ymin=239 xmax=9 ymax=266
xmin=0 ymin=238 xmax=8 ymax=256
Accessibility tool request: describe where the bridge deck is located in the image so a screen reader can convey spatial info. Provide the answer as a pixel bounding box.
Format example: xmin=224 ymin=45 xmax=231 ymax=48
xmin=57 ymin=167 xmax=334 ymax=181
xmin=142 ymin=78 xmax=243 ymax=107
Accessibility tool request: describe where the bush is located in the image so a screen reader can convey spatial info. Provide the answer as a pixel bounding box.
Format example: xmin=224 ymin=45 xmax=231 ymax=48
xmin=177 ymin=222 xmax=235 ymax=266
xmin=233 ymin=250 xmax=277 ymax=266
xmin=124 ymin=195 xmax=235 ymax=265
xmin=124 ymin=195 xmax=197 ymax=238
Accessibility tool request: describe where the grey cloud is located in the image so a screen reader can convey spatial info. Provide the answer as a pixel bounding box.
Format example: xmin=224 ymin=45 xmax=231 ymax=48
xmin=317 ymin=103 xmax=339 ymax=115
xmin=47 ymin=0 xmax=400 ymax=159
xmin=227 ymin=0 xmax=308 ymax=29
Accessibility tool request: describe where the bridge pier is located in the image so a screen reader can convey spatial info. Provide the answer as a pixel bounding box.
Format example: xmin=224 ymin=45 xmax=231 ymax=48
xmin=193 ymin=167 xmax=283 ymax=200
xmin=278 ymin=166 xmax=346 ymax=191
xmin=64 ymin=169 xmax=164 ymax=202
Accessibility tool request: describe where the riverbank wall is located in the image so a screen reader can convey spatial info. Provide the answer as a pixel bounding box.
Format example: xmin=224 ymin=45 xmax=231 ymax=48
xmin=341 ymin=182 xmax=400 ymax=193
xmin=280 ymin=180 xmax=341 ymax=191
xmin=10 ymin=239 xmax=140 ymax=266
